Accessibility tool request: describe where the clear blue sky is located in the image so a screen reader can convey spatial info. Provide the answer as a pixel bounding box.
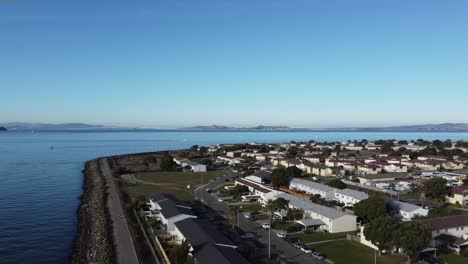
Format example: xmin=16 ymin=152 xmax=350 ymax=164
xmin=1 ymin=0 xmax=467 ymax=128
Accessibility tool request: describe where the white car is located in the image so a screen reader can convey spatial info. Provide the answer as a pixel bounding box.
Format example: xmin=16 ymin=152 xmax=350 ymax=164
xmin=218 ymin=198 xmax=224 ymax=202
xmin=261 ymin=223 xmax=270 ymax=230
xmin=276 ymin=232 xmax=286 ymax=238
xmin=301 ymin=247 xmax=312 ymax=254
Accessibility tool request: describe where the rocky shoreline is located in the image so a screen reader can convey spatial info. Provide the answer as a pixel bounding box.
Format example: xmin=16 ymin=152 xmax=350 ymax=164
xmin=70 ymin=159 xmax=114 ymax=264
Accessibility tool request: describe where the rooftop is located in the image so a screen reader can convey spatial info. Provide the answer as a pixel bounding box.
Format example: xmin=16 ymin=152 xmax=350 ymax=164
xmin=417 ymin=215 xmax=468 ymax=230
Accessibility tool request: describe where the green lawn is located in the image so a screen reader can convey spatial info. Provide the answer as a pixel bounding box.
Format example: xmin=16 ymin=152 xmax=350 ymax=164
xmin=291 ymin=231 xmax=352 ymax=244
xmin=438 ymin=253 xmax=468 ymax=264
xmin=239 ymin=203 xmax=263 ymax=213
xmin=272 ymin=221 xmax=297 ymax=231
xmin=308 ymin=240 xmax=408 ymax=264
xmin=124 ymin=170 xmax=224 ymax=201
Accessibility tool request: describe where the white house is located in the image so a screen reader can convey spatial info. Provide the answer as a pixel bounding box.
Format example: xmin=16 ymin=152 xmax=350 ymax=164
xmin=275 ymin=193 xmax=357 ymax=233
xmin=289 ymin=178 xmax=335 ymax=200
xmin=418 ymin=215 xmax=468 ymax=254
xmin=149 ymin=194 xmax=197 ymax=235
xmin=392 ymin=201 xmax=428 ymax=221
xmin=334 ymin=189 xmax=369 ymax=207
xmin=235 ymin=178 xmax=281 ymax=202
xmin=174 ymin=158 xmax=207 ymax=172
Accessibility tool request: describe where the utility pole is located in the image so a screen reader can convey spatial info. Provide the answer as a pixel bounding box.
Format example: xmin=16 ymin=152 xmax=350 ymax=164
xmin=374 ymin=249 xmax=377 ymax=264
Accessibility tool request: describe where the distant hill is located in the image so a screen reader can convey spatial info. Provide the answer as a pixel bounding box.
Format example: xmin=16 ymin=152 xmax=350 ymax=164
xmin=0 ymin=122 xmax=107 ymax=131
xmin=330 ymin=123 xmax=468 ymax=132
xmin=181 ymin=125 xmax=293 ymax=131
xmin=2 ymin=122 xmax=468 ymax=132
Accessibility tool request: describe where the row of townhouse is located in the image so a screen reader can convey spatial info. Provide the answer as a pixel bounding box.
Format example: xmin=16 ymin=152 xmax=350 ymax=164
xmin=402 ymin=158 xmax=465 ymax=171
xmin=289 ymin=178 xmax=369 ymax=207
xmin=273 ymin=193 xmax=358 ymax=233
xmin=235 ymin=177 xmax=282 ymax=202
xmin=149 ymin=194 xmax=250 ymax=264
xmin=173 ymin=157 xmax=207 ymax=172
xmin=271 ymin=158 xmax=344 ymax=177
xmin=234 ymin=178 xmax=358 ymax=233
xmin=217 ymin=155 xmax=244 ymax=165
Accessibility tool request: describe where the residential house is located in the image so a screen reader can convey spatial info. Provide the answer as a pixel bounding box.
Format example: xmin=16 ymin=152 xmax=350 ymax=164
xmin=174 ymin=158 xmax=207 ymax=172
xmin=418 ymin=215 xmax=468 ymax=254
xmin=235 ymin=177 xmax=281 ymax=202
xmin=173 ymin=218 xmax=250 ymax=264
xmin=149 ymin=194 xmax=197 ymax=235
xmin=334 ymin=189 xmax=369 ymax=207
xmin=289 ymin=178 xmax=335 ymax=200
xmin=392 ymin=201 xmax=428 ymax=221
xmin=275 ymin=193 xmax=357 ymax=233
xmin=447 ymin=186 xmax=468 ymax=206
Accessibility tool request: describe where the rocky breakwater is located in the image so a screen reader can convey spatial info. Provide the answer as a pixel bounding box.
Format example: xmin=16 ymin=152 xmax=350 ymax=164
xmin=71 ymin=159 xmax=114 ymax=264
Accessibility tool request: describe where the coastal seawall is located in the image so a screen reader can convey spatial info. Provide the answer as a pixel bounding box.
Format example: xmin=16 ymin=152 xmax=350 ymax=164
xmin=71 ymin=159 xmax=114 ymax=263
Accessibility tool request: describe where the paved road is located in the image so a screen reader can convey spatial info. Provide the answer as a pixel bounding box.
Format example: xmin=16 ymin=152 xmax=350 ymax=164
xmin=100 ymin=158 xmax=139 ymax=264
xmin=193 ymin=171 xmax=326 ymax=264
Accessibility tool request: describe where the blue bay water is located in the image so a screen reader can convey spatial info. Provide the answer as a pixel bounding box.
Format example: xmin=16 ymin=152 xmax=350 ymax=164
xmin=1 ymin=131 xmax=468 ymax=264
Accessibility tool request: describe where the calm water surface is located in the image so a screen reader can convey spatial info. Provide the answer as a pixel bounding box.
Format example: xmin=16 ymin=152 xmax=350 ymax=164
xmin=1 ymin=131 xmax=468 ymax=264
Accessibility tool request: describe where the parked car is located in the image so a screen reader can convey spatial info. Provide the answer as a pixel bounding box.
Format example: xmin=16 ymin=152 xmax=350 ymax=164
xmin=240 ymin=233 xmax=256 ymax=239
xmin=218 ymin=198 xmax=224 ymax=202
xmin=311 ymin=252 xmax=324 ymax=260
xmin=276 ymin=232 xmax=287 ymax=238
xmin=261 ymin=223 xmax=270 ymax=230
xmin=419 ymin=253 xmax=444 ymax=264
xmin=284 ymin=236 xmax=299 ymax=244
xmin=300 ymin=247 xmax=312 ymax=254
xmin=292 ymin=242 xmax=303 ymax=249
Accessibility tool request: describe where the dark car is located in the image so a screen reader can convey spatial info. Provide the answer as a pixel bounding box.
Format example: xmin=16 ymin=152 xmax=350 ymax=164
xmin=419 ymin=253 xmax=444 ymax=264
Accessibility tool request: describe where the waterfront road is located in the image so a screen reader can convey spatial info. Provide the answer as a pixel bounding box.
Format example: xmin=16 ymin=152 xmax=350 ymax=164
xmin=100 ymin=158 xmax=139 ymax=264
xmin=193 ymin=171 xmax=326 ymax=264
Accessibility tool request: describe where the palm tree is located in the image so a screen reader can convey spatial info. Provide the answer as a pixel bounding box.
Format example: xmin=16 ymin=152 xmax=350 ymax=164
xmin=228 ymin=206 xmax=238 ymax=228
xmin=265 ymin=197 xmax=289 ymax=260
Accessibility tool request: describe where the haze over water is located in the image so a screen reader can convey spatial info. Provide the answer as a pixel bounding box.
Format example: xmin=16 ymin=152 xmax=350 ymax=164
xmin=1 ymin=131 xmax=468 ymax=264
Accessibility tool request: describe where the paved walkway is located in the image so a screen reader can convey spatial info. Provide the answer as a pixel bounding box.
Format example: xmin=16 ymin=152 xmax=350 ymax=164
xmin=305 ymin=238 xmax=346 ymax=245
xmin=100 ymin=158 xmax=139 ymax=264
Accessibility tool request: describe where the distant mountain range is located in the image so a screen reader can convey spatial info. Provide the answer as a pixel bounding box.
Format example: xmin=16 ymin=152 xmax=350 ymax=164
xmin=0 ymin=122 xmax=108 ymax=131
xmin=2 ymin=122 xmax=468 ymax=132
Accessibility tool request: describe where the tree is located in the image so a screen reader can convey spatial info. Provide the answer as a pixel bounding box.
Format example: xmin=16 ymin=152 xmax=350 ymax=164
xmin=170 ymin=240 xmax=192 ymax=264
xmin=394 ymin=222 xmax=431 ymax=262
xmin=286 ymin=208 xmax=304 ymax=221
xmin=271 ymin=167 xmax=290 ymax=188
xmin=381 ymin=141 xmax=395 ymax=154
xmin=265 ymin=198 xmax=289 ymax=260
xmin=353 ymin=196 xmax=390 ymax=223
xmin=160 ymin=155 xmax=177 ymax=171
xmin=228 ymin=206 xmax=239 ymax=228
xmin=199 ymin=159 xmax=213 ymax=166
xmin=190 ymin=145 xmax=199 ymax=152
xmin=287 ymin=146 xmax=299 ymax=158
xmin=328 ymin=179 xmax=347 ymax=190
xmin=285 ymin=166 xmax=303 ymax=178
xmin=423 ymin=178 xmax=448 ymax=201
xmin=364 ymin=216 xmax=399 ymax=254
xmin=229 ymin=185 xmax=249 ymax=199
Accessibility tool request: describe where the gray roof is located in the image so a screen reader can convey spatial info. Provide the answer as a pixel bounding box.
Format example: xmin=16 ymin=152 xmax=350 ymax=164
xmin=297 ymin=219 xmax=326 ymax=227
xmin=151 ymin=194 xmax=195 ymax=219
xmin=290 ymin=178 xmax=334 ymax=193
xmin=175 ymin=218 xmax=250 ymax=264
xmin=276 ymin=193 xmax=351 ymax=220
xmin=393 ymin=201 xmax=424 ymax=213
xmin=335 ymin=188 xmax=369 ymax=200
